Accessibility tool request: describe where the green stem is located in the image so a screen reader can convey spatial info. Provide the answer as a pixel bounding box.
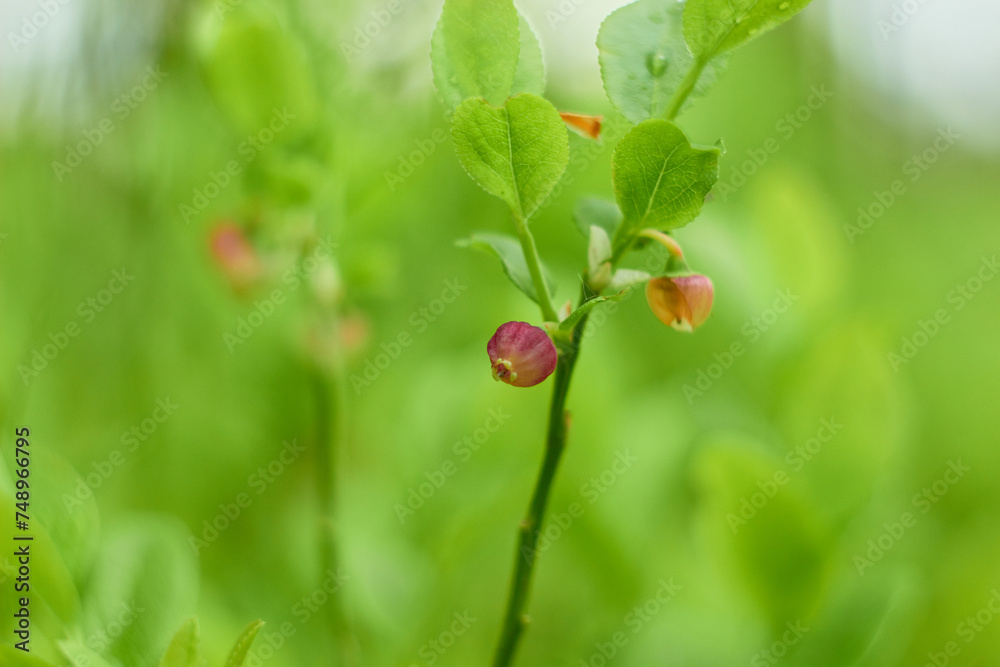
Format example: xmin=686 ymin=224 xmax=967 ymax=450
xmin=313 ymin=361 xmax=359 ymax=666
xmin=514 ymin=213 xmax=560 ymax=322
xmin=491 ymin=304 xmax=590 ymax=667
xmin=609 ymin=231 xmax=635 ymax=267
xmin=665 ymin=57 xmax=709 ymax=121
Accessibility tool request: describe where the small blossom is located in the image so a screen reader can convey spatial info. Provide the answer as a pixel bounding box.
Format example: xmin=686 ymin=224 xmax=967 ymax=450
xmin=560 ymin=112 xmax=603 ymax=140
xmin=646 ymin=275 xmax=713 ymax=332
xmin=487 ymin=322 xmax=558 ymax=387
xmin=209 ymin=222 xmax=261 ymax=292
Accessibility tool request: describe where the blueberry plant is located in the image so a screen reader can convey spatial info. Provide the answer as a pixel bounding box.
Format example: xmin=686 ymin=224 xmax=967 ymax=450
xmin=430 ymin=0 xmax=816 ymax=664
xmin=0 ymin=444 xmax=266 ymax=667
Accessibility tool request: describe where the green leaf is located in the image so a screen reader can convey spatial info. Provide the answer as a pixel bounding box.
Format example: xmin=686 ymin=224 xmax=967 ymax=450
xmin=451 ymin=93 xmax=569 ymax=220
xmin=158 ymin=618 xmax=205 ymax=667
xmin=199 ymin=4 xmax=318 ymax=138
xmin=851 ymin=574 xmax=923 ymax=667
xmin=225 ymin=620 xmax=265 ymax=667
xmin=749 ymin=167 xmax=848 ymax=322
xmin=693 ymin=435 xmax=832 ymax=632
xmin=58 ymin=640 xmax=116 ymax=667
xmin=787 ymin=575 xmax=912 ymax=667
xmin=777 ymin=326 xmax=905 ymax=526
xmin=611 ymin=119 xmax=719 ymax=242
xmin=246 ymin=149 xmax=324 ymax=207
xmin=598 ymin=0 xmax=726 ymax=124
xmin=573 ymin=198 xmax=622 ymax=239
xmin=29 ymin=449 xmax=101 ymax=582
xmin=683 ymin=0 xmax=815 ymax=61
xmin=0 ymin=644 xmax=57 ymax=666
xmin=82 ymin=518 xmax=199 ymax=667
xmin=0 ymin=491 xmax=80 ymax=626
xmin=559 ymin=292 xmax=629 ymax=331
xmin=511 ymin=13 xmax=545 ymax=98
xmin=431 ymin=0 xmax=520 ymax=110
xmin=457 ymin=232 xmax=556 ymax=305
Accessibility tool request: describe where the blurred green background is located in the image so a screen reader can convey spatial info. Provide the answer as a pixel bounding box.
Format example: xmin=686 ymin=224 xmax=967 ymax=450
xmin=2 ymin=0 xmax=1000 ymax=665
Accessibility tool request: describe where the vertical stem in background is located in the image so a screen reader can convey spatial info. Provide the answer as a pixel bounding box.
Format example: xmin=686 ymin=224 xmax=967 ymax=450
xmin=285 ymin=4 xmax=356 ymax=658
xmin=313 ymin=356 xmax=359 ymax=667
xmin=491 ymin=310 xmax=590 ymax=667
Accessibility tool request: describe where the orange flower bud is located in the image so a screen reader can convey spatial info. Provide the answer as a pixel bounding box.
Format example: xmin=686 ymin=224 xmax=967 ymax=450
xmin=646 ymin=275 xmax=713 ymax=332
xmin=560 ymin=112 xmax=603 ymax=140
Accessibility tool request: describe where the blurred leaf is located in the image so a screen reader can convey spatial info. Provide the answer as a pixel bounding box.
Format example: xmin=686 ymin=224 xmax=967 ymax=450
xmin=225 ymin=620 xmax=264 ymax=667
xmin=245 ymin=150 xmax=324 ymax=206
xmin=511 ymin=13 xmax=545 ymax=98
xmin=852 ymin=574 xmax=925 ymax=667
xmin=694 ymin=435 xmax=832 ymax=632
xmin=611 ymin=120 xmax=719 ymax=241
xmin=82 ymin=518 xmax=198 ymax=667
xmin=451 ymin=94 xmax=569 ymax=220
xmin=457 ymin=232 xmax=556 ymax=305
xmin=683 ymin=0 xmax=815 ymax=61
xmin=0 ymin=559 xmax=66 ymax=664
xmin=0 ymin=644 xmax=57 ymax=666
xmin=431 ymin=0 xmax=520 ymax=110
xmin=787 ymin=574 xmax=903 ymax=667
xmin=573 ymin=198 xmax=622 ymax=239
xmin=749 ymin=168 xmax=848 ymax=322
xmin=0 ymin=491 xmax=80 ymax=626
xmin=29 ymin=449 xmax=100 ymax=582
xmin=598 ymin=0 xmax=725 ymax=123
xmin=200 ymin=4 xmax=318 ymax=138
xmin=58 ymin=640 xmax=117 ymax=667
xmin=158 ymin=618 xmax=205 ymax=667
xmin=778 ymin=326 xmax=905 ymax=526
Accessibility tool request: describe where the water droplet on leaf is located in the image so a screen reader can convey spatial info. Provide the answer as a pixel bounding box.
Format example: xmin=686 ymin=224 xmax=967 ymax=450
xmin=778 ymin=1 xmax=791 ymax=9
xmin=645 ymin=53 xmax=667 ymax=77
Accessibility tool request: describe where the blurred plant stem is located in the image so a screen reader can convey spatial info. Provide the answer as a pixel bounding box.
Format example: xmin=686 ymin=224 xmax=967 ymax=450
xmin=313 ymin=340 xmax=360 ymax=667
xmin=492 ymin=294 xmax=591 ymax=667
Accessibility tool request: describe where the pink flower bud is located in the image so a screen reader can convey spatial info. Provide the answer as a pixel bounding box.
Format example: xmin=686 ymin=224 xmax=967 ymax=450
xmin=646 ymin=275 xmax=713 ymax=332
xmin=209 ymin=221 xmax=261 ymax=292
xmin=487 ymin=322 xmax=558 ymax=387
